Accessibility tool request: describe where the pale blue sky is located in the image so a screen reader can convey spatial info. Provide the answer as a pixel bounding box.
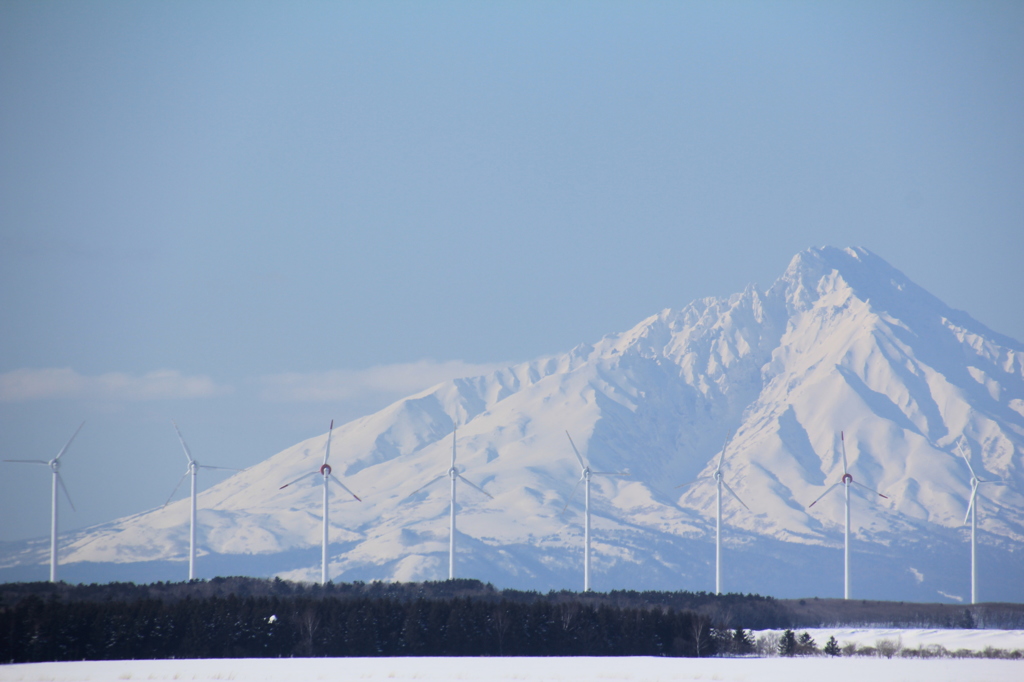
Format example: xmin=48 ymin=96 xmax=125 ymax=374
xmin=1 ymin=1 xmax=1022 ymax=542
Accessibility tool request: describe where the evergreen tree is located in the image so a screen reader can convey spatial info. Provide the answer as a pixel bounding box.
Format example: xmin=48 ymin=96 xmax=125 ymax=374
xmin=797 ymin=631 xmax=817 ymax=655
xmin=824 ymin=635 xmax=841 ymax=657
xmin=778 ymin=629 xmax=797 ymax=657
xmin=732 ymin=627 xmax=754 ymax=655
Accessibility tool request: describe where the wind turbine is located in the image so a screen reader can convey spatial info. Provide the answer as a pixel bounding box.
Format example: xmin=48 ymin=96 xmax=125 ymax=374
xmin=958 ymin=438 xmax=1008 ymax=605
xmin=808 ymin=431 xmax=888 ymax=600
xmin=676 ymin=432 xmax=751 ymax=595
xmin=279 ymin=420 xmax=361 ymax=585
xmin=163 ymin=421 xmax=243 ymax=581
xmin=3 ymin=421 xmax=84 ymax=582
xmin=562 ymin=430 xmax=628 ymax=592
xmin=405 ymin=425 xmax=492 ymax=580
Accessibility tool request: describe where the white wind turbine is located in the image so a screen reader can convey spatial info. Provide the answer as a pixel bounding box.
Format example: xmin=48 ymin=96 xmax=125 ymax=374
xmin=279 ymin=420 xmax=361 ymax=585
xmin=676 ymin=432 xmax=751 ymax=595
xmin=163 ymin=421 xmax=243 ymax=581
xmin=957 ymin=438 xmax=1008 ymax=605
xmin=3 ymin=421 xmax=84 ymax=582
xmin=562 ymin=430 xmax=628 ymax=592
xmin=405 ymin=425 xmax=492 ymax=580
xmin=808 ymin=431 xmax=888 ymax=599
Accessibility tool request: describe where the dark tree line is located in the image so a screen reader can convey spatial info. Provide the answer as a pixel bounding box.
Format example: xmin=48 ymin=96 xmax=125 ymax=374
xmin=1 ymin=591 xmax=716 ymax=662
xmin=6 ymin=578 xmax=1016 ymax=663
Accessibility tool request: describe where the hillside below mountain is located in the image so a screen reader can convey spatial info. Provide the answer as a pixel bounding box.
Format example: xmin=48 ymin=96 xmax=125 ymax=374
xmin=2 ymin=247 xmax=1021 ymax=602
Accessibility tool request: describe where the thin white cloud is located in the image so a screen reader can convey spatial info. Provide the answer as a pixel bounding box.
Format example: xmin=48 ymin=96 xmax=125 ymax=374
xmin=0 ymin=368 xmax=231 ymax=402
xmin=258 ymin=360 xmax=508 ymax=402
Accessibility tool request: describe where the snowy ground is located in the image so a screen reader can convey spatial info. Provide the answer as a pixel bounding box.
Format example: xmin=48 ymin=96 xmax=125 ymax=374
xmin=753 ymin=627 xmax=1024 ymax=652
xmin=2 ymin=656 xmax=1023 ymax=682
xmin=3 ymin=628 xmax=1023 ymax=682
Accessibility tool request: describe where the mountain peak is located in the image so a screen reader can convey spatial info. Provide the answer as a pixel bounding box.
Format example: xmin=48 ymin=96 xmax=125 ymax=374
xmin=5 ymin=248 xmax=1021 ymax=602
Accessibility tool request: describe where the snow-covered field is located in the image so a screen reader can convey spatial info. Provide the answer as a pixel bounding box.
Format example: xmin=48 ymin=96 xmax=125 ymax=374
xmin=754 ymin=627 xmax=1024 ymax=652
xmin=2 ymin=655 xmax=1023 ymax=682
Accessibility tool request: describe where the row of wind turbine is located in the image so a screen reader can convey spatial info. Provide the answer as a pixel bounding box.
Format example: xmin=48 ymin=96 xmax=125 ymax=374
xmin=3 ymin=422 xmax=1007 ymax=600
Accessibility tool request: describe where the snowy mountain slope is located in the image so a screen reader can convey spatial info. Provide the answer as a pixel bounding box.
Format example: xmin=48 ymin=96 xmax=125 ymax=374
xmin=2 ymin=247 xmax=1022 ymax=601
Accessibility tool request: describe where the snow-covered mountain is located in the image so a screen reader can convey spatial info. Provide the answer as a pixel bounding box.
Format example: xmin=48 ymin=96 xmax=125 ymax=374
xmin=3 ymin=247 xmax=1022 ymax=602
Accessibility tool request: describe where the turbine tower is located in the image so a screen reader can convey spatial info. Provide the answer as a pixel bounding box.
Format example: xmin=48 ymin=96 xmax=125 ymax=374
xmin=163 ymin=421 xmax=243 ymax=581
xmin=405 ymin=425 xmax=492 ymax=579
xmin=808 ymin=431 xmax=888 ymax=599
xmin=676 ymin=432 xmax=751 ymax=595
xmin=958 ymin=438 xmax=1007 ymax=605
xmin=4 ymin=421 xmax=84 ymax=582
xmin=279 ymin=420 xmax=361 ymax=585
xmin=562 ymin=430 xmax=628 ymax=592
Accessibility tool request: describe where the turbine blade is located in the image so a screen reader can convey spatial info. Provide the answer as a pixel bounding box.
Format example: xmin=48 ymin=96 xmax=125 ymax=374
xmin=56 ymin=472 xmax=76 ymax=512
xmin=451 ymin=426 xmax=457 ymax=469
xmin=721 ymin=480 xmax=750 ymax=511
xmin=457 ymin=474 xmax=493 ymax=499
xmin=565 ymin=431 xmax=586 ymax=470
xmin=561 ymin=477 xmax=584 ymax=516
xmin=809 ymin=482 xmax=842 ymax=508
xmin=963 ymin=486 xmax=978 ymax=525
xmin=850 ymin=480 xmax=888 ymax=499
xmin=54 ymin=421 xmax=86 ymax=462
xmin=164 ymin=472 xmax=190 ymax=507
xmin=3 ymin=459 xmax=49 ymax=464
xmin=675 ymin=477 xmax=709 ymax=490
xmin=591 ymin=471 xmax=629 ymax=476
xmin=172 ymin=421 xmax=195 ymax=464
xmin=957 ymin=439 xmax=979 ymax=479
xmin=199 ymin=465 xmax=244 ymax=472
xmin=328 ymin=474 xmax=361 ymax=501
xmin=279 ymin=470 xmax=319 ymax=490
xmin=716 ymin=431 xmax=732 ymax=473
xmin=323 ymin=420 xmax=334 ymax=466
xmin=405 ymin=474 xmax=447 ymax=499
xmin=840 ymin=431 xmax=849 ymax=476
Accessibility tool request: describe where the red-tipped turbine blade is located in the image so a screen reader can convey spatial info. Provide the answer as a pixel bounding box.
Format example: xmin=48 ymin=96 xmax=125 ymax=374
xmin=850 ymin=480 xmax=888 ymax=499
xmin=809 ymin=482 xmax=843 ymax=508
xmin=280 ymin=470 xmax=319 ymax=490
xmin=329 ymin=474 xmax=361 ymax=501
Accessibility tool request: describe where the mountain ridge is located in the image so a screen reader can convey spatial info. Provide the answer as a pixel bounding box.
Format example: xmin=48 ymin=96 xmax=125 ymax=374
xmin=2 ymin=246 xmax=1022 ymax=602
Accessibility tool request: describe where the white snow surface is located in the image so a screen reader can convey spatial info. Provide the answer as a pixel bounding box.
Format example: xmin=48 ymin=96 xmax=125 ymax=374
xmin=754 ymin=627 xmax=1024 ymax=651
xmin=3 ymin=247 xmax=1023 ymax=600
xmin=2 ymin=655 xmax=1022 ymax=682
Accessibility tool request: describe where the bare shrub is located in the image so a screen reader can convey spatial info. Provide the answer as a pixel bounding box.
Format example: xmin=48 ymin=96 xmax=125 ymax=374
xmin=756 ymin=632 xmax=780 ymax=657
xmin=875 ymin=636 xmax=902 ymax=659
